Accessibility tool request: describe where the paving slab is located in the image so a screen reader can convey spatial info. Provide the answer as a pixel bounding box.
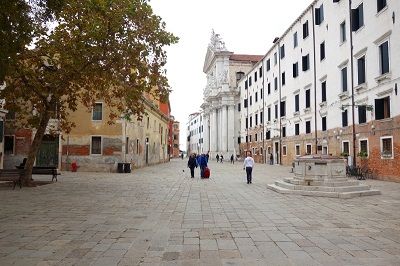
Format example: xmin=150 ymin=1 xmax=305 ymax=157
xmin=0 ymin=159 xmax=399 ymax=265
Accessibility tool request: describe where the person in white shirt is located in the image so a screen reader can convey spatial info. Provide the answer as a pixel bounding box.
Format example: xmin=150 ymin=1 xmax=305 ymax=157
xmin=243 ymin=152 xmax=255 ymax=184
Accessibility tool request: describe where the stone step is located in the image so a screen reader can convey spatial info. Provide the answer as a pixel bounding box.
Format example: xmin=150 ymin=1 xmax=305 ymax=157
xmin=283 ymin=178 xmax=359 ymax=187
xmin=267 ymin=184 xmax=381 ymax=198
xmin=274 ymin=180 xmax=370 ymax=192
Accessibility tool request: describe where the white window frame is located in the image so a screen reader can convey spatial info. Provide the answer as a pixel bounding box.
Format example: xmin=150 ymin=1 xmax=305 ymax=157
xmin=322 ymin=146 xmax=328 ymax=155
xmin=90 ymin=135 xmax=102 ymax=155
xmin=295 ymin=144 xmax=301 ymax=157
xmin=380 ymin=136 xmax=393 ymax=159
xmin=92 ymin=102 xmax=103 ymax=121
xmin=341 ymin=140 xmax=350 ymax=155
xmin=358 ymin=138 xmax=369 ymax=158
xmin=282 ymin=145 xmax=287 ymax=156
xmin=305 ymin=143 xmax=312 ymax=155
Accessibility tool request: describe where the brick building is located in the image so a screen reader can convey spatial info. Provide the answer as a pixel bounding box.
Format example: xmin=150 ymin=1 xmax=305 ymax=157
xmin=239 ymin=0 xmax=400 ymax=181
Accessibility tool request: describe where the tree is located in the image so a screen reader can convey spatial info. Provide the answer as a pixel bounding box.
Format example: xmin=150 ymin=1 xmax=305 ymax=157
xmin=0 ymin=0 xmax=178 ymax=185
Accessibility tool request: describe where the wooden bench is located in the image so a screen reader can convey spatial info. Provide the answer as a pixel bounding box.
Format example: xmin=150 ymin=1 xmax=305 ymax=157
xmin=0 ymin=169 xmax=24 ymax=189
xmin=16 ymin=166 xmax=60 ymax=182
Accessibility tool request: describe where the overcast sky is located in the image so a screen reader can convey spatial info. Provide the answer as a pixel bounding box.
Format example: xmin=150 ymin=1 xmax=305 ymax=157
xmin=150 ymin=0 xmax=312 ymax=149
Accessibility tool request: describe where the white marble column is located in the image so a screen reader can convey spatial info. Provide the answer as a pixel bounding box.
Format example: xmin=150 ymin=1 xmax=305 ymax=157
xmin=218 ymin=108 xmax=222 ymax=152
xmin=221 ymin=105 xmax=228 ymax=152
xmin=211 ymin=109 xmax=218 ymax=152
xmin=227 ymin=105 xmax=235 ymax=153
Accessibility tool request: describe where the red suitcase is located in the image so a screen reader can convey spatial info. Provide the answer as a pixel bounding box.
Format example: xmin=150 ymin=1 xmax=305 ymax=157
xmin=204 ymin=167 xmax=210 ymax=178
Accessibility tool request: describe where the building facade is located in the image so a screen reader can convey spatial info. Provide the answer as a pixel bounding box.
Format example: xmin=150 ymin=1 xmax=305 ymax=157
xmin=239 ymin=0 xmax=400 ymax=181
xmin=172 ymin=120 xmax=180 ymax=157
xmin=201 ymin=30 xmax=263 ymax=160
xmin=186 ymin=112 xmax=204 ymax=155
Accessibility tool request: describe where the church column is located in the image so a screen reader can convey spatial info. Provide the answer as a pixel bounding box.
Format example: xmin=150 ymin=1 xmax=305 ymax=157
xmin=211 ymin=109 xmax=218 ymax=152
xmin=227 ymin=104 xmax=235 ymax=153
xmin=217 ymin=107 xmax=222 ymax=153
xmin=221 ymin=105 xmax=228 ymax=152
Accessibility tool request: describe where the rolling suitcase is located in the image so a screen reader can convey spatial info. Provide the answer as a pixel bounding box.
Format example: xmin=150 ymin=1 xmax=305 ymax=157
xmin=204 ymin=167 xmax=210 ymax=178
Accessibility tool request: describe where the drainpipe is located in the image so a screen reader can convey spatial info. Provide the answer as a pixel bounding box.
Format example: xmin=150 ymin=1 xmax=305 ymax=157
xmin=262 ymin=60 xmax=265 ymax=164
xmin=277 ymin=40 xmax=282 ymax=165
xmin=348 ymin=0 xmax=357 ymax=167
xmin=246 ymin=75 xmax=249 ymax=153
xmin=311 ymin=3 xmax=318 ymax=154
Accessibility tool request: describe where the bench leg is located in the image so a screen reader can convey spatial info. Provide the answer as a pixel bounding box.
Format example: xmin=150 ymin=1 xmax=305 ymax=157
xmin=52 ymin=174 xmax=57 ymax=182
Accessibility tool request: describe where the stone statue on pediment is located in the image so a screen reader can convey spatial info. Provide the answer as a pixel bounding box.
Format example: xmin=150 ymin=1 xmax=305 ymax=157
xmin=208 ymin=29 xmax=227 ymax=52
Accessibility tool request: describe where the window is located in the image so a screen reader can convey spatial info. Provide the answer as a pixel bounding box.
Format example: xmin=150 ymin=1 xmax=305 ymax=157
xmin=306 ymin=144 xmax=312 ymax=155
xmin=305 ymin=89 xmax=310 ymax=108
xmin=283 ymin=146 xmax=287 ymax=156
xmin=282 ymin=126 xmax=286 ymax=138
xmin=236 ymin=71 xmax=245 ymax=82
xmin=259 ymin=66 xmax=263 ymax=78
xmin=255 ymin=92 xmax=258 ymax=102
xmin=381 ymin=136 xmax=393 ymax=159
xmin=358 ymin=105 xmax=367 ymax=124
xmin=255 ymin=133 xmax=258 ymax=142
xmin=280 ymin=101 xmax=286 ymax=117
xmin=274 ymin=52 xmax=277 ymax=65
xmin=321 ymin=81 xmax=327 ymax=102
xmin=250 ymin=96 xmax=252 ymax=106
xmin=280 ymin=44 xmax=285 ymax=59
xmin=341 ymin=67 xmax=348 ymax=92
xmin=238 ymin=137 xmax=241 ymax=144
xmin=320 ymin=41 xmax=325 ymax=60
xmin=357 ymin=56 xmax=366 ymax=84
xmin=375 ymin=96 xmax=390 ymax=120
xmin=315 ymin=4 xmax=324 ymax=25
xmin=245 ymin=117 xmax=248 ymax=129
xmin=245 ymin=135 xmax=248 ymax=143
xmin=261 ymin=89 xmax=263 ymax=99
xmin=295 ymin=144 xmax=301 ymax=156
xmin=249 ymin=77 xmax=252 ymax=87
xmin=352 ymin=3 xmax=364 ymax=31
xmin=303 ymin=20 xmax=309 ymax=39
xmin=274 ymin=104 xmax=278 ymax=119
xmin=302 ymin=54 xmax=310 ymax=71
xmin=91 ymin=136 xmax=102 ymax=155
xmin=293 ymin=62 xmax=299 ymax=78
xmin=340 ymin=21 xmax=346 ymax=43
xmin=377 ymin=0 xmax=387 ymax=13
xmin=254 ymin=72 xmax=257 ymax=82
xmin=255 ymin=114 xmax=258 ymax=126
xmin=260 ymin=111 xmax=263 ymax=123
xmin=245 ymin=80 xmax=248 ymax=89
xmin=306 ymin=121 xmax=311 ymax=134
xmin=282 ymin=72 xmax=286 ymax=86
xmin=92 ymin=102 xmax=103 ymax=121
xmin=295 ymin=123 xmax=300 ymax=135
xmin=342 ymin=110 xmax=348 ymax=127
xmin=322 ymin=116 xmax=327 ymax=131
xmin=266 ymin=59 xmax=271 ymax=71
xmin=238 ymin=103 xmax=241 ymax=112
xmin=4 ymin=135 xmax=14 ymax=155
xmin=359 ymin=139 xmax=368 ymax=157
xmin=379 ymin=41 xmax=390 ymax=75
xmin=295 ymin=94 xmax=299 ymax=112
xmin=250 ymin=116 xmax=252 ymax=127
xmin=249 ymin=135 xmax=252 ymax=142
xmin=244 ymin=98 xmax=248 ymax=108
xmin=342 ymin=141 xmax=350 ymax=155
xmin=268 ymin=83 xmax=271 ymax=94
xmin=266 ymin=131 xmax=271 ymax=140
xmin=274 ymin=77 xmax=278 ymax=91
xmin=293 ymin=32 xmax=298 ymax=48
xmin=267 ymin=107 xmax=271 ymax=121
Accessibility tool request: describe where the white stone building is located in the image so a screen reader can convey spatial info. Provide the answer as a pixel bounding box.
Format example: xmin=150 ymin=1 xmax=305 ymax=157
xmin=239 ymin=0 xmax=400 ymax=181
xmin=201 ymin=31 xmax=262 ymax=159
xmin=186 ymin=112 xmax=204 ymax=155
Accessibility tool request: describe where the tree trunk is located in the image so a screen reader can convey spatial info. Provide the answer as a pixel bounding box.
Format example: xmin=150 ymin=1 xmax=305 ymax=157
xmin=23 ymin=111 xmax=51 ymax=186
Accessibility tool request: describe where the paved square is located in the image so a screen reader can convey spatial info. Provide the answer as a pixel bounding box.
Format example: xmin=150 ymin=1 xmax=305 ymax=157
xmin=0 ymin=159 xmax=399 ymax=265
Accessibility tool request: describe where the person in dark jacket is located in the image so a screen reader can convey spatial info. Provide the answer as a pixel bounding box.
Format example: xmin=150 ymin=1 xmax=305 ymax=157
xmin=187 ymin=154 xmax=198 ymax=178
xmin=199 ymin=154 xmax=208 ymax=178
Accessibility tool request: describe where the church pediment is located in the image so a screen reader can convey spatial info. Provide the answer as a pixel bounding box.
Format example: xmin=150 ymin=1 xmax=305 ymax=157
xmin=203 ymin=48 xmax=215 ymax=74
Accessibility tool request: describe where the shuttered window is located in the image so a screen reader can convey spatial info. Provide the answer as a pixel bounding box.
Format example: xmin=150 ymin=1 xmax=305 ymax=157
xmin=357 ymin=56 xmax=366 ymax=84
xmin=351 ymin=3 xmax=364 ymax=31
xmin=342 ymin=110 xmax=348 ymax=127
xmin=379 ymin=41 xmax=389 ymax=75
xmin=375 ymin=96 xmax=390 ymax=120
xmin=358 ymin=105 xmax=367 ymax=124
xmin=321 ymin=81 xmax=327 ymax=102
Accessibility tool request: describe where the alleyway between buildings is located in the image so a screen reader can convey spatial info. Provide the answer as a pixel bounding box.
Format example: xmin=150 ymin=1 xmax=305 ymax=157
xmin=0 ymin=160 xmax=400 ymax=265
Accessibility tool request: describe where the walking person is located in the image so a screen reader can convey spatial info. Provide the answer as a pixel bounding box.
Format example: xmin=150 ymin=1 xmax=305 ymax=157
xmin=269 ymin=153 xmax=273 ymax=165
xmin=230 ymin=154 xmax=234 ymax=164
xmin=243 ymin=152 xmax=255 ymax=184
xmin=199 ymin=154 xmax=208 ymax=178
xmin=216 ymin=154 xmax=219 ymax=163
xmin=220 ymin=154 xmax=223 ymax=163
xmin=187 ymin=153 xmax=198 ymax=178
xmin=206 ymin=152 xmax=210 ymax=163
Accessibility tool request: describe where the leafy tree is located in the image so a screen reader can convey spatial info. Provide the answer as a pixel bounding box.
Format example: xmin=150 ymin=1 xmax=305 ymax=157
xmin=1 ymin=0 xmax=178 ymax=185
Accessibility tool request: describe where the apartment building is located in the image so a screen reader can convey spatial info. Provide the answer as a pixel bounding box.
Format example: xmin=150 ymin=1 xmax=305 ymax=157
xmin=239 ymin=0 xmax=400 ymax=181
xmin=186 ymin=112 xmax=204 ymax=155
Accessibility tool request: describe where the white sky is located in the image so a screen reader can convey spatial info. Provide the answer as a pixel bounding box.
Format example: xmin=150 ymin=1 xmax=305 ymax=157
xmin=150 ymin=0 xmax=312 ymax=149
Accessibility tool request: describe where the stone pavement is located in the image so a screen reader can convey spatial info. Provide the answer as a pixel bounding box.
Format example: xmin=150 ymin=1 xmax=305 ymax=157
xmin=0 ymin=159 xmax=400 ymax=266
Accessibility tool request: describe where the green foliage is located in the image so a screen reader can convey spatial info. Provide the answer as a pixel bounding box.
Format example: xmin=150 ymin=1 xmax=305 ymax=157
xmin=340 ymin=152 xmax=349 ymax=157
xmin=357 ymin=151 xmax=368 ymax=158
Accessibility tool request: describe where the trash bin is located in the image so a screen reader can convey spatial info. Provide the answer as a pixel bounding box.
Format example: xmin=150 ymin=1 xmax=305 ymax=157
xmin=117 ymin=163 xmax=124 ymax=173
xmin=123 ymin=163 xmax=131 ymax=173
